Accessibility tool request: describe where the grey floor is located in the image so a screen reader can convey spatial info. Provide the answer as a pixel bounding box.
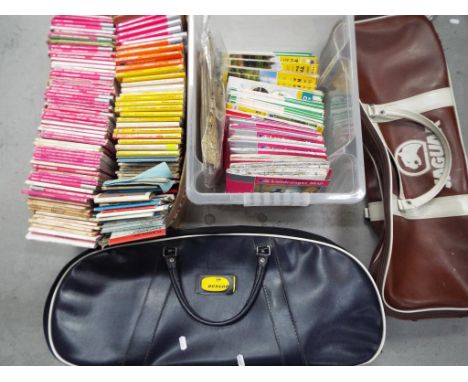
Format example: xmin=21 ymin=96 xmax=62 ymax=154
xmin=0 ymin=16 xmax=467 ymax=366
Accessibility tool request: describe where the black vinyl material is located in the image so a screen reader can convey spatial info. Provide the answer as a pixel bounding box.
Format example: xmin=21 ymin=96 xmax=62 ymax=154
xmin=44 ymin=226 xmax=385 ymax=366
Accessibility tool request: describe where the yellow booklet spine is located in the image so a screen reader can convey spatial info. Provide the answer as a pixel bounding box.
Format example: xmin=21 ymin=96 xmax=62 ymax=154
xmin=116 ymin=117 xmax=182 ymax=123
xmin=118 ymin=139 xmax=182 ymax=144
xmin=117 ymin=150 xmax=180 ymax=157
xmin=116 ymin=64 xmax=184 ymax=79
xmin=278 ymin=55 xmax=318 ymax=65
xmin=276 ymin=72 xmax=317 ymax=90
xmin=116 ymin=144 xmax=179 ymax=150
xmin=115 ymin=99 xmax=183 ymax=106
xmin=114 ymin=128 xmax=182 ymax=134
xmin=115 ymin=105 xmax=184 ymax=113
xmin=280 ymin=63 xmax=318 ymax=75
xmin=117 ymin=92 xmax=184 ymax=101
xmin=121 ymin=71 xmax=186 ymax=83
xmin=118 ymin=111 xmax=184 ymax=118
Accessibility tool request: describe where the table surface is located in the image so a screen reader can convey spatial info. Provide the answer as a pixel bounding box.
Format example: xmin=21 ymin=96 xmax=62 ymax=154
xmin=0 ymin=15 xmax=467 ymax=366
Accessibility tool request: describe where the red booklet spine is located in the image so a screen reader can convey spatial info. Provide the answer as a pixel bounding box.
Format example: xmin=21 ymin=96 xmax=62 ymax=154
xmin=108 ymin=228 xmax=166 ymax=246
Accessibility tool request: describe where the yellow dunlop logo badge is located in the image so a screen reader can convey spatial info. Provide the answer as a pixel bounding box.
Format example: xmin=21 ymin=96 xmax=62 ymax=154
xmin=197 ymin=275 xmax=236 ymax=295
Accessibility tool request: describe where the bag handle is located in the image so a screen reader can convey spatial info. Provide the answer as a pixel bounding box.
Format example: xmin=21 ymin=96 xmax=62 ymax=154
xmin=365 ymin=105 xmax=452 ymax=211
xmin=162 ymin=245 xmax=271 ymax=327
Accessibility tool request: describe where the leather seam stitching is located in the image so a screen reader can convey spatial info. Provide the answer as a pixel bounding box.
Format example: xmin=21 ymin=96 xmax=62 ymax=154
xmin=273 ymin=251 xmax=308 ymax=365
xmin=363 ymin=117 xmax=394 ymax=289
xmin=121 ymin=262 xmax=159 ymax=366
xmin=262 ymin=285 xmax=284 ymax=365
xmin=143 ymin=283 xmax=172 ymax=365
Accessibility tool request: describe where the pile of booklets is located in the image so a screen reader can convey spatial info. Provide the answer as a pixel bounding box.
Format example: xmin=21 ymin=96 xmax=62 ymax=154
xmin=223 ymin=52 xmax=331 ymax=193
xmin=23 ymin=15 xmax=116 ymax=248
xmin=92 ymin=16 xmax=186 ymax=246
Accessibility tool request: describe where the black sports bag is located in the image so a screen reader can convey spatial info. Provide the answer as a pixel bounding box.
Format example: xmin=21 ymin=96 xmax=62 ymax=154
xmin=44 ymin=226 xmax=385 ymax=366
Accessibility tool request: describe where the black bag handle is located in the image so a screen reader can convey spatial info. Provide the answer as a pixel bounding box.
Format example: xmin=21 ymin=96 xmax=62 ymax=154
xmin=162 ymin=245 xmax=271 ymax=327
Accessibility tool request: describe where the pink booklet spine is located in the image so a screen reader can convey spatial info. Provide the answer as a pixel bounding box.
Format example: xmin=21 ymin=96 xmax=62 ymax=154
xmin=32 ymin=163 xmax=100 ymax=177
xmin=117 ymin=20 xmax=174 ymax=39
xmin=29 ymin=172 xmax=99 ymax=187
xmin=23 ymin=188 xmax=92 ymax=204
xmin=39 ymin=131 xmax=108 ymax=146
xmin=116 ymin=16 xmax=169 ymax=32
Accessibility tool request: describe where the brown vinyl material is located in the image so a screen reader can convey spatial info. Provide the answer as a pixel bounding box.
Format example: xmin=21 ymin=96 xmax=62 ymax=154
xmin=356 ymin=16 xmax=468 ymax=318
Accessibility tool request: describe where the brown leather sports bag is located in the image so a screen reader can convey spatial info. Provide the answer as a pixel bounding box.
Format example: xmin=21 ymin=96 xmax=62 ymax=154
xmin=356 ymin=16 xmax=468 ymax=319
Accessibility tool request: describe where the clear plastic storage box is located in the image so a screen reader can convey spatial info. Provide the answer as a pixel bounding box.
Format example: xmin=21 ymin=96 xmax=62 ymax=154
xmin=186 ymin=15 xmax=364 ymax=206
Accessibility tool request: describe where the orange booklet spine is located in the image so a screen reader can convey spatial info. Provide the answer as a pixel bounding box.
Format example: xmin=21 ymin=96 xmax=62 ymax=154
xmin=116 ymin=58 xmax=183 ymax=73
